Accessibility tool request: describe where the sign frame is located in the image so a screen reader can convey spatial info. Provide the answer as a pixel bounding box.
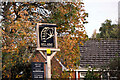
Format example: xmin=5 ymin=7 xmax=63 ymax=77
xmin=36 ymin=23 xmax=60 ymax=79
xmin=36 ymin=23 xmax=60 ymax=51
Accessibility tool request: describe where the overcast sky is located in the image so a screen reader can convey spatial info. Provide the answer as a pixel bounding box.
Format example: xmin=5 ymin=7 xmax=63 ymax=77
xmin=84 ymin=0 xmax=120 ymax=37
xmin=0 ymin=0 xmax=119 ymax=38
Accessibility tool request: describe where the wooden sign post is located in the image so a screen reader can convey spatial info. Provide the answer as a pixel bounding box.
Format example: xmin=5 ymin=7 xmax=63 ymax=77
xmin=36 ymin=23 xmax=60 ymax=79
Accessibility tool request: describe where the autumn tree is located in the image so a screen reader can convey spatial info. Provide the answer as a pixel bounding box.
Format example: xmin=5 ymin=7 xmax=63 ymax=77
xmin=1 ymin=2 xmax=88 ymax=79
xmin=96 ymin=19 xmax=120 ymax=38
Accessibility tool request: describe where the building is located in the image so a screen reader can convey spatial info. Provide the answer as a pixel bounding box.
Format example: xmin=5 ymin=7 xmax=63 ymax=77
xmin=32 ymin=39 xmax=120 ymax=79
xmin=78 ymin=39 xmax=120 ymax=79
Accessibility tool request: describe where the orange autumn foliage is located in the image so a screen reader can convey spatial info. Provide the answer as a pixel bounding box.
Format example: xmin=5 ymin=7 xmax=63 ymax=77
xmin=1 ymin=2 xmax=88 ymax=78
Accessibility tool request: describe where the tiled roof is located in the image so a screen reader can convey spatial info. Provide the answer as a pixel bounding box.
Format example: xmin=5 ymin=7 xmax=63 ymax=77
xmin=79 ymin=39 xmax=120 ymax=68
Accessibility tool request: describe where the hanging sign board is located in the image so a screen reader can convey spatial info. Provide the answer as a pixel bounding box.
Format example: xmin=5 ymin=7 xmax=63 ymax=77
xmin=31 ymin=62 xmax=44 ymax=80
xmin=39 ymin=26 xmax=55 ymax=48
xmin=36 ymin=23 xmax=59 ymax=51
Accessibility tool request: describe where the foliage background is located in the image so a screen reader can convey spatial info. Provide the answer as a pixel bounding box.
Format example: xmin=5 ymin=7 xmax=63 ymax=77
xmin=1 ymin=2 xmax=88 ymax=78
xmin=93 ymin=19 xmax=120 ymax=38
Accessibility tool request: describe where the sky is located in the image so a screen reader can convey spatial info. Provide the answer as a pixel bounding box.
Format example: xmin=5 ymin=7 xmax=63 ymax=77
xmin=84 ymin=0 xmax=120 ymax=38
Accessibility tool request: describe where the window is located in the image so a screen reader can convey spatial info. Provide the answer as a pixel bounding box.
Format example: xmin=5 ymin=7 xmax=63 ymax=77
xmin=80 ymin=72 xmax=86 ymax=78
